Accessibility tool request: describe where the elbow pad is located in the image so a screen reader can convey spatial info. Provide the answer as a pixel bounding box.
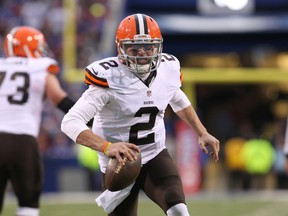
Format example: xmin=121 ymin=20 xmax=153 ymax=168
xmin=57 ymin=96 xmax=75 ymax=113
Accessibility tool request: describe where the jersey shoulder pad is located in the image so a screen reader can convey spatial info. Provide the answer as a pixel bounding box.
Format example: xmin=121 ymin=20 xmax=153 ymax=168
xmin=159 ymin=53 xmax=182 ymax=85
xmin=84 ymin=57 xmax=119 ymax=87
xmin=161 ymin=53 xmax=180 ymax=68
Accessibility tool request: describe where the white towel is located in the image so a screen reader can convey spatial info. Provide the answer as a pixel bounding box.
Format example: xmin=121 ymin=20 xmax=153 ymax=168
xmin=95 ymin=182 xmax=135 ymax=214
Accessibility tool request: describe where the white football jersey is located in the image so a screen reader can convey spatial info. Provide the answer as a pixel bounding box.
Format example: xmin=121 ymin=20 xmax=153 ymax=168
xmin=62 ymin=53 xmax=191 ymax=172
xmin=0 ymin=57 xmax=59 ymax=137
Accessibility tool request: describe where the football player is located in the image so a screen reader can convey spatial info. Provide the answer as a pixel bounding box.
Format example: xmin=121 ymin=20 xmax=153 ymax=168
xmin=61 ymin=13 xmax=220 ymax=216
xmin=0 ymin=26 xmax=76 ymax=216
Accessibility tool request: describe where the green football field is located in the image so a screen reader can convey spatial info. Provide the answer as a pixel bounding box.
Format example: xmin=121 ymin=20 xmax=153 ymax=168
xmin=2 ymin=191 xmax=288 ymax=216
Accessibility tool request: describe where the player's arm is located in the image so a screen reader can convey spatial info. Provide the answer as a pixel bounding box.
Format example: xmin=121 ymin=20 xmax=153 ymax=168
xmin=76 ymin=129 xmax=139 ymax=164
xmin=44 ymin=62 xmax=75 ymax=113
xmin=61 ymin=86 xmax=139 ymax=164
xmin=170 ymin=89 xmax=220 ymax=162
xmin=45 ymin=73 xmax=71 ymax=108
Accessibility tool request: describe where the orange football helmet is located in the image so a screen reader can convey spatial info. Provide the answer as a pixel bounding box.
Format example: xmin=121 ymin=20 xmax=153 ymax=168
xmin=115 ymin=14 xmax=163 ymax=75
xmin=4 ymin=26 xmax=48 ymax=58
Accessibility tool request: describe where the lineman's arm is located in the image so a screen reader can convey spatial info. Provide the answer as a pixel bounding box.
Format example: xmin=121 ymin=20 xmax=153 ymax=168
xmin=45 ymin=73 xmax=74 ymax=112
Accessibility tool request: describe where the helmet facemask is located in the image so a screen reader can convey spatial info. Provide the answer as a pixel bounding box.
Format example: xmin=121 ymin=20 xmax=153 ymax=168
xmin=117 ymin=35 xmax=163 ymax=75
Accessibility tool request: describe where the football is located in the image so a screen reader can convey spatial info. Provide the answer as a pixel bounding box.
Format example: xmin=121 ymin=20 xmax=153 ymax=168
xmin=105 ymin=150 xmax=141 ymax=191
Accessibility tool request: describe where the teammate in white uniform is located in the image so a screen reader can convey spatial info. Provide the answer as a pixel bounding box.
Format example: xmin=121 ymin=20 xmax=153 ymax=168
xmin=0 ymin=26 xmax=76 ymax=216
xmin=61 ymin=14 xmax=220 ymax=216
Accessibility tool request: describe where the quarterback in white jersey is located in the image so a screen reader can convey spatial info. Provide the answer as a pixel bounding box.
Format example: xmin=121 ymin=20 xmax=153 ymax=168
xmin=61 ymin=14 xmax=220 ymax=216
xmin=0 ymin=26 xmax=75 ymax=216
xmin=68 ymin=53 xmax=188 ymax=171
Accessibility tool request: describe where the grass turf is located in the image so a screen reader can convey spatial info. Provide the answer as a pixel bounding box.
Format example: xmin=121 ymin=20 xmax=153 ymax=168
xmin=2 ymin=191 xmax=288 ymax=216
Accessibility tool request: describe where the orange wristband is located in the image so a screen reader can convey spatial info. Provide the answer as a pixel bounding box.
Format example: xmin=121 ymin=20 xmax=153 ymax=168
xmin=101 ymin=142 xmax=111 ymax=154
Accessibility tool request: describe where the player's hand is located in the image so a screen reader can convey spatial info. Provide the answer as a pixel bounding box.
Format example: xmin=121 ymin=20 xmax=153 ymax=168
xmin=105 ymin=142 xmax=140 ymax=165
xmin=198 ymin=133 xmax=220 ymax=162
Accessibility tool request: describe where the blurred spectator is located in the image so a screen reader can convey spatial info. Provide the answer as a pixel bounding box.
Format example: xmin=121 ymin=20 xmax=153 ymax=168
xmin=242 ymin=139 xmax=275 ymax=189
xmin=21 ymin=0 xmax=48 ymax=29
xmin=224 ymin=137 xmax=247 ymax=190
xmin=272 ymin=117 xmax=288 ymax=189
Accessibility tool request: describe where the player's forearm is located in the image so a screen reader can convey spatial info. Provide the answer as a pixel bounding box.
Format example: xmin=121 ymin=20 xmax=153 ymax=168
xmin=61 ymin=110 xmax=90 ymax=142
xmin=76 ymin=129 xmax=107 ymax=152
xmin=176 ymin=105 xmax=208 ymax=136
xmin=61 ymin=92 xmax=99 ymax=141
xmin=61 ymin=118 xmax=106 ymax=152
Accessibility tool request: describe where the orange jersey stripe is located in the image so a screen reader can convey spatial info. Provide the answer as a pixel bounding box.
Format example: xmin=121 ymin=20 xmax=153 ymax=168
xmin=47 ymin=64 xmax=60 ymax=75
xmin=84 ymin=69 xmax=109 ymax=87
xmin=85 ymin=79 xmax=92 ymax=85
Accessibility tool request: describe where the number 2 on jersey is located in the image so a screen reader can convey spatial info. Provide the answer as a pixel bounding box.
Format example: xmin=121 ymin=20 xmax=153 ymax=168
xmin=129 ymin=106 xmax=159 ymax=145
